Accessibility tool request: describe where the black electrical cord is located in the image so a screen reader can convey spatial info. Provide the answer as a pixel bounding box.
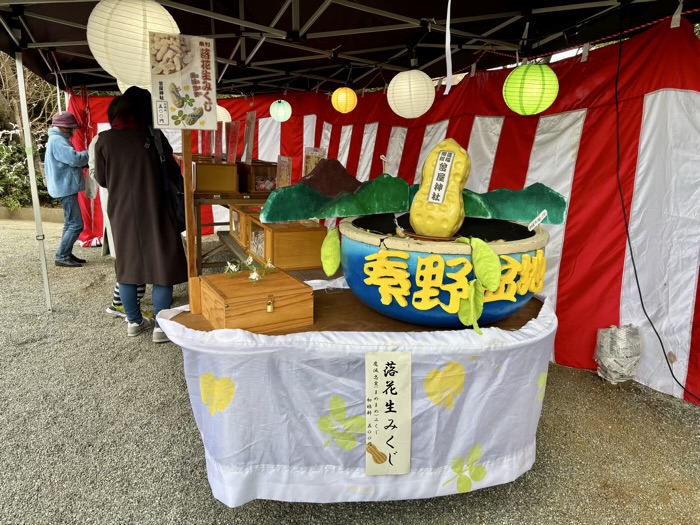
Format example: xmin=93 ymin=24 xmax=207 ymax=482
xmin=613 ymin=12 xmax=700 ymax=403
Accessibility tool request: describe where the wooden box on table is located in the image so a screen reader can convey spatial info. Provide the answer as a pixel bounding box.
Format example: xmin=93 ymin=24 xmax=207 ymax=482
xmin=237 ymin=160 xmax=277 ymax=195
xmin=200 ymin=271 xmax=314 ymax=333
xmin=193 ymin=159 xmax=239 ymax=195
xmin=248 ymin=217 xmax=327 ymax=271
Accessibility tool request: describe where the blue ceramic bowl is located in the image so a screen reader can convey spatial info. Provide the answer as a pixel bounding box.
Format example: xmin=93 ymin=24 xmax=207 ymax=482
xmin=339 ymin=218 xmax=549 ymax=328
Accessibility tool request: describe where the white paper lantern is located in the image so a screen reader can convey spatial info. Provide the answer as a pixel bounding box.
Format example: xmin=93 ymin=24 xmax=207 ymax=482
xmin=88 ymin=0 xmax=179 ymax=87
xmin=387 ymin=69 xmax=436 ymax=119
xmin=269 ymin=100 xmax=292 ymax=122
xmin=216 ymin=105 xmax=232 ymax=122
xmin=117 ymin=80 xmax=151 ymax=94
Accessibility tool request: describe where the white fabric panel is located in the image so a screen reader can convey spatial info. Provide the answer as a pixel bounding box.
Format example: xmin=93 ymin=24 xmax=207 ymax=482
xmin=466 ymin=117 xmax=504 ymax=193
xmin=303 ymin=114 xmax=317 ymax=149
xmin=413 ymin=120 xmax=449 ymax=185
xmin=159 ymin=298 xmax=556 ymax=508
xmin=162 ymin=129 xmax=182 ymax=153
xmin=385 ymin=127 xmax=407 ymax=178
xmin=213 ymin=205 xmax=230 ymax=233
xmin=320 ymin=122 xmax=332 ymax=153
xmin=337 ymin=125 xmax=353 ymax=167
xmin=257 ymin=117 xmax=281 ymax=162
xmin=356 ymin=123 xmax=379 ymax=182
xmin=621 ymin=90 xmax=700 ymax=398
xmin=524 ymin=110 xmax=586 ymax=308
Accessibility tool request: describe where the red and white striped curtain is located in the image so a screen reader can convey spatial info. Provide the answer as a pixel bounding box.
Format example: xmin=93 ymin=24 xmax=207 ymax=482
xmin=70 ymin=19 xmax=700 ymax=404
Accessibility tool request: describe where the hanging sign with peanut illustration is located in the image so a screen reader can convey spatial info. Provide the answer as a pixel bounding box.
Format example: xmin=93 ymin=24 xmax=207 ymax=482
xmin=150 ymin=33 xmax=218 ymax=130
xmin=365 ymin=352 xmax=412 ymax=476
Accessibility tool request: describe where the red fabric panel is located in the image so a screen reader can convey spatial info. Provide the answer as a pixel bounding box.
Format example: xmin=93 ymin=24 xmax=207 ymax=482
xmin=281 ymin=115 xmax=304 ymax=184
xmin=555 ymin=101 xmax=642 ymax=369
xmin=327 ymin=125 xmax=341 ymax=160
xmin=77 ymin=193 xmax=103 ymax=245
xmin=369 ymin=124 xmax=392 ymax=179
xmin=446 ymin=114 xmax=475 ymax=152
xmin=685 ymin=279 xmax=700 ymax=405
xmin=488 ymin=117 xmax=538 ymax=191
xmin=344 ymin=125 xmax=365 ymax=177
xmin=396 ymin=127 xmax=425 ymax=184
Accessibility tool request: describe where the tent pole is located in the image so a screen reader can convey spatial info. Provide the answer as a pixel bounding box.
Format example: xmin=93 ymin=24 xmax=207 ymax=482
xmin=15 ymin=51 xmax=53 ymax=311
xmin=55 ymin=74 xmax=61 ymax=112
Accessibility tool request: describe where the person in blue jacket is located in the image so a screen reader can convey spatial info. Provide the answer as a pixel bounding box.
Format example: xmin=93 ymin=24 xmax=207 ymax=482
xmin=45 ymin=112 xmax=90 ymax=267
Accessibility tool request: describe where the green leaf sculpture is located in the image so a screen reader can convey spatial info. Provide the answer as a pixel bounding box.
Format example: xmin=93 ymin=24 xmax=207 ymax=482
xmin=321 ymin=228 xmax=341 ymax=277
xmin=459 ymin=279 xmax=485 ymax=335
xmin=470 ymin=238 xmax=501 ymax=293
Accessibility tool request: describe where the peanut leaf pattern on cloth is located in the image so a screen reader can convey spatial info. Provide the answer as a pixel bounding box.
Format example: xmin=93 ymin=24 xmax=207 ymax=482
xmin=200 ymin=373 xmax=236 ymax=416
xmin=538 ymin=372 xmax=548 ymax=401
xmin=424 ymin=362 xmax=466 ymax=410
xmin=318 ymin=396 xmax=366 ymax=451
xmin=444 ymin=444 xmax=488 ymax=493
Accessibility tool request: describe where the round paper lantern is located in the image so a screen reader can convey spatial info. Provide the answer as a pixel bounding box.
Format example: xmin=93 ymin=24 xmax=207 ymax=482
xmin=216 ymin=104 xmax=232 ymax=122
xmin=117 ymin=80 xmax=151 ymax=94
xmin=387 ymin=70 xmax=435 ymax=119
xmin=331 ymin=87 xmax=357 ymax=114
xmin=269 ymin=100 xmax=292 ymax=122
xmin=88 ymin=0 xmax=179 ymax=87
xmin=502 ymin=64 xmax=559 ymax=116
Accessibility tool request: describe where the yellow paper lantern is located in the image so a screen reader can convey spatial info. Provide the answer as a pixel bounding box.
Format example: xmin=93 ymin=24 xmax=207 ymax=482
xmin=387 ymin=69 xmax=435 ymax=119
xmin=502 ymin=64 xmax=559 ymax=116
xmin=88 ymin=0 xmax=179 ymax=87
xmin=269 ymin=100 xmax=292 ymax=122
xmin=331 ymin=87 xmax=357 ymax=114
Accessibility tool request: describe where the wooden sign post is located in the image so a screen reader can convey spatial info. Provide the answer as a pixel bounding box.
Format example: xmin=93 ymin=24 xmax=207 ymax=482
xmin=181 ymin=129 xmax=201 ymax=314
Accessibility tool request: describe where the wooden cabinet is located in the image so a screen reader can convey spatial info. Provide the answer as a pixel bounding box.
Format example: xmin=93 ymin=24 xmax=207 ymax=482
xmin=192 ymin=158 xmax=276 ymax=199
xmin=229 ymin=204 xmax=262 ymax=250
xmin=248 ymin=217 xmax=327 ymax=271
xmin=192 ymin=159 xmax=239 ymax=196
xmin=237 ymin=160 xmax=277 ymax=194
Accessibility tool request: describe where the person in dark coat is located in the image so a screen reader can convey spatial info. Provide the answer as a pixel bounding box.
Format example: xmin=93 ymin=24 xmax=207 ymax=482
xmin=94 ymin=87 xmax=187 ymax=343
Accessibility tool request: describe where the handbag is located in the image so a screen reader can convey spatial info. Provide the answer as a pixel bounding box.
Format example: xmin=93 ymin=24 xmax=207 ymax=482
xmin=148 ymin=126 xmax=186 ymax=232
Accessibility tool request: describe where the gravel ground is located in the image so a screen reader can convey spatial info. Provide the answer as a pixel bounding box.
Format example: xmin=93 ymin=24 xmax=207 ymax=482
xmin=1 ymin=218 xmax=699 ymax=525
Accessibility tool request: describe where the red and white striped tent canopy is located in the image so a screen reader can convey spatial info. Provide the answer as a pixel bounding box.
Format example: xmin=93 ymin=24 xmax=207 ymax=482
xmin=70 ymin=19 xmax=700 ymax=404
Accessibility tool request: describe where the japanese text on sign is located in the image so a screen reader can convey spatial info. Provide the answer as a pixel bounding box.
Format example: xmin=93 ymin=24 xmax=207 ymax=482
xmin=428 ymin=150 xmax=455 ymax=204
xmin=364 ymin=250 xmax=547 ymax=313
xmin=365 ymin=352 xmax=411 ymax=475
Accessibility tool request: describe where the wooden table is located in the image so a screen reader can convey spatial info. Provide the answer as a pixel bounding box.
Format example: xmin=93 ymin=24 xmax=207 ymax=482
xmin=172 ymin=289 xmax=543 ymax=334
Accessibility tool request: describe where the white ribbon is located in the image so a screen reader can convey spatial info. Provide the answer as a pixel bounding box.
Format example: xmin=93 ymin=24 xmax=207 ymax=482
xmin=444 ymin=0 xmax=453 ymax=95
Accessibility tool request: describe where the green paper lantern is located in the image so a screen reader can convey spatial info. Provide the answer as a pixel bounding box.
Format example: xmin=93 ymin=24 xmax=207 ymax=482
xmin=503 ymin=64 xmax=559 ymax=116
xmin=270 ymin=100 xmax=292 ymax=122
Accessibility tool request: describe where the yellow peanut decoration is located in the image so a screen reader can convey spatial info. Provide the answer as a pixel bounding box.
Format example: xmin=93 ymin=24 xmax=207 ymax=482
xmin=425 ymin=362 xmax=466 ymax=410
xmin=410 ymin=138 xmax=471 ymax=238
xmin=200 ymin=373 xmax=236 ymax=416
xmin=366 ymin=443 xmax=388 ymax=464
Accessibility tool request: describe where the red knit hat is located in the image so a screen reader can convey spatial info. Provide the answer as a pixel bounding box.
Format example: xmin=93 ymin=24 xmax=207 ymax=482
xmin=51 ymin=112 xmax=80 ymax=129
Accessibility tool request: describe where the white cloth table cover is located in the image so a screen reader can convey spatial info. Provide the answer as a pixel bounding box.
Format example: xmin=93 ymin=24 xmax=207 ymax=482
xmin=158 ymin=298 xmax=557 ymax=508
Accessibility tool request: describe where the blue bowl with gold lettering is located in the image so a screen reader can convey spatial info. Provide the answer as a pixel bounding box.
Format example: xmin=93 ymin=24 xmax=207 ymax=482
xmin=339 ymin=215 xmax=549 ymax=328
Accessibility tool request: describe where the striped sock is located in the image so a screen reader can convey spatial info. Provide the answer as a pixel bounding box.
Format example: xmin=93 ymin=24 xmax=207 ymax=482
xmin=112 ymin=284 xmax=122 ymax=307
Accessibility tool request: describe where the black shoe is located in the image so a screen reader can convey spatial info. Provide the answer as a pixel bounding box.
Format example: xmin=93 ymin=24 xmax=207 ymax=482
xmin=69 ymin=254 xmax=87 ymax=264
xmin=55 ymin=258 xmax=83 ymax=268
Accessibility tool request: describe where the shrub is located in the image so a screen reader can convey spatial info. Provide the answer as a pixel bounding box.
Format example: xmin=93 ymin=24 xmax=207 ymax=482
xmin=0 ymin=131 xmax=54 ymax=210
